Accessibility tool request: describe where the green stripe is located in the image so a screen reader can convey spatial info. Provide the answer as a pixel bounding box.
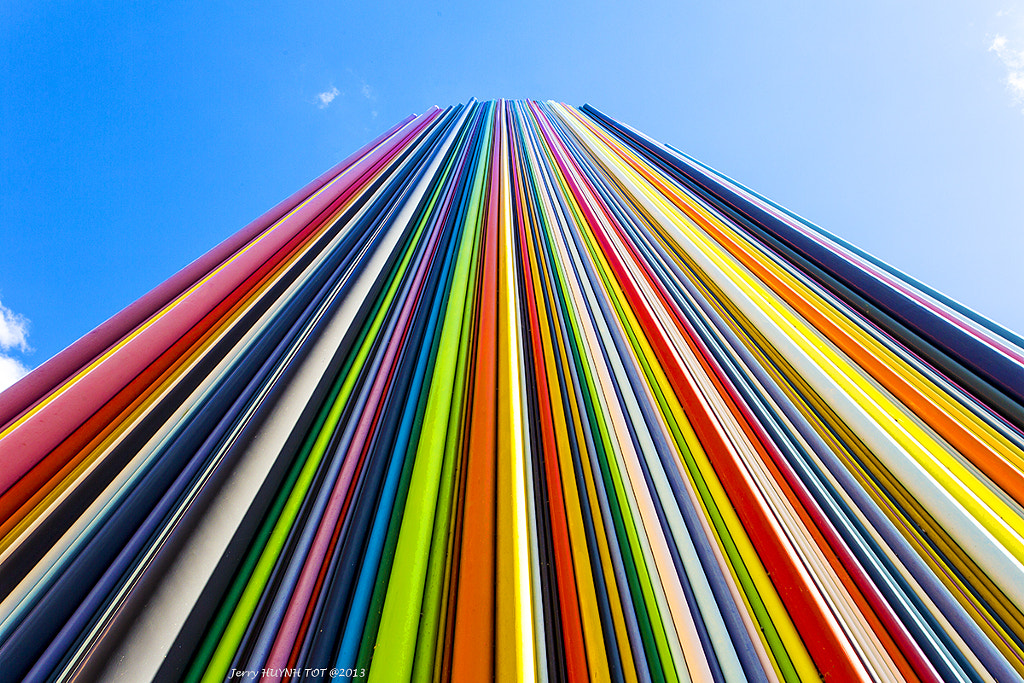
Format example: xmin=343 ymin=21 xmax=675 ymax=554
xmin=367 ymin=104 xmax=493 ymax=683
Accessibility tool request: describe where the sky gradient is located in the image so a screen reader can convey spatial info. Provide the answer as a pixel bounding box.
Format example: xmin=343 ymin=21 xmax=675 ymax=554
xmin=2 ymin=0 xmax=1023 ymax=389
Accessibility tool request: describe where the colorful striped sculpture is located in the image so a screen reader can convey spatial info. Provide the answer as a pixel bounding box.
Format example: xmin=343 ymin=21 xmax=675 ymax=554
xmin=1 ymin=100 xmax=1023 ymax=682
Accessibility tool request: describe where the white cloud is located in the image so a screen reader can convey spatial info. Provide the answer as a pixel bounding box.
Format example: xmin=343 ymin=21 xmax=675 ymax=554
xmin=317 ymin=86 xmax=340 ymax=109
xmin=0 ymin=301 xmax=29 ymax=352
xmin=361 ymin=84 xmax=373 ymax=100
xmin=0 ymin=300 xmax=30 ymax=392
xmin=990 ymin=33 xmax=1024 ymax=109
xmin=0 ymin=355 xmax=28 ymax=393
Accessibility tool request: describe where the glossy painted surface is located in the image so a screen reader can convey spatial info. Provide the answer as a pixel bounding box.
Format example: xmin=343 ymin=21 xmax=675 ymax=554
xmin=1 ymin=100 xmax=1024 ymax=682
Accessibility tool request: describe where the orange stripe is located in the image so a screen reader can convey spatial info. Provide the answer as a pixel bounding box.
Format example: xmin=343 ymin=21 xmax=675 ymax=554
xmin=449 ymin=110 xmax=502 ymax=682
xmin=582 ymin=115 xmax=1024 ymax=508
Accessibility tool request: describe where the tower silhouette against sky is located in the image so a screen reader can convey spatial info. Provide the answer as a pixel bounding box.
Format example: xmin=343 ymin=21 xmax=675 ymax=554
xmin=2 ymin=100 xmax=1024 ymax=682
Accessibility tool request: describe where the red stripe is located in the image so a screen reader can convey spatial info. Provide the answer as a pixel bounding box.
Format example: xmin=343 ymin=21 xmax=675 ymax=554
xmin=0 ymin=111 xmax=440 ymax=501
xmin=0 ymin=113 xmax=428 ymax=431
xmin=533 ymin=102 xmax=866 ymax=680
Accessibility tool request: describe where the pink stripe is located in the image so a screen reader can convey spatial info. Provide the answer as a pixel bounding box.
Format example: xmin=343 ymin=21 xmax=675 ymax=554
xmin=260 ymin=127 xmax=465 ymax=677
xmin=0 ymin=109 xmax=442 ymax=497
xmin=0 ymin=113 xmax=428 ymax=431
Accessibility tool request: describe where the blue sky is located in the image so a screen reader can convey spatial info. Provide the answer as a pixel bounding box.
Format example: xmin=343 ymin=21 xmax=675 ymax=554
xmin=2 ymin=1 xmax=1023 ymax=389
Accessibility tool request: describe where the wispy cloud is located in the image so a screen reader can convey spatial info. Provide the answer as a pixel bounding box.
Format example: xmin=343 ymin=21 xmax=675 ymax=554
xmin=317 ymin=86 xmax=340 ymax=109
xmin=990 ymin=32 xmax=1024 ymax=109
xmin=0 ymin=301 xmax=29 ymax=352
xmin=0 ymin=300 xmax=31 ymax=392
xmin=361 ymin=83 xmax=373 ymax=100
xmin=0 ymin=356 xmax=29 ymax=393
